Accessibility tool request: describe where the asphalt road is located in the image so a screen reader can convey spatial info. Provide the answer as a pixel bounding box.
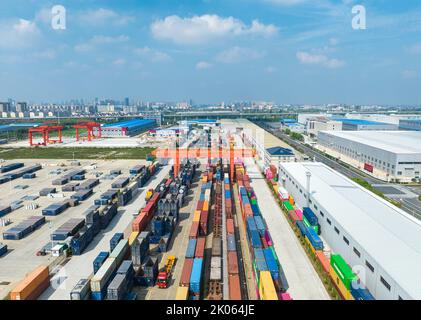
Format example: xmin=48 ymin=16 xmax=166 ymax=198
xmin=256 ymin=122 xmax=421 ymax=219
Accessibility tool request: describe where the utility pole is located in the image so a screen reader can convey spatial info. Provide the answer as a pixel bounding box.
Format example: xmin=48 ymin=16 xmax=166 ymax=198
xmin=306 ymin=171 xmax=312 ymax=208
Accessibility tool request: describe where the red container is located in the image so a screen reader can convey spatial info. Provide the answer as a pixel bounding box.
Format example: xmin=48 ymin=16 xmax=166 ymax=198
xmin=227 ymin=251 xmax=239 ymax=275
xmin=228 ymin=274 xmax=241 ymax=300
xmin=288 ymin=210 xmax=299 ymax=222
xmin=132 ymin=212 xmax=148 ymax=232
xmin=316 ymin=251 xmax=330 ymax=274
xmin=199 ymin=211 xmax=209 ymax=236
xmin=179 ymin=258 xmax=193 ymax=287
xmin=196 ymin=200 xmax=204 ymax=211
xmin=226 ymin=218 xmax=234 ymax=235
xmin=195 ymin=237 xmax=206 ymax=258
xmin=189 ymin=221 xmax=199 ymax=239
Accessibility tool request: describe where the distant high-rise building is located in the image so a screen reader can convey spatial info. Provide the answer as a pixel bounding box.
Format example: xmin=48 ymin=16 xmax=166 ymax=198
xmin=0 ymin=102 xmax=11 ymax=112
xmin=16 ymin=102 xmax=28 ymax=113
xmin=125 ymin=97 xmax=130 ymax=106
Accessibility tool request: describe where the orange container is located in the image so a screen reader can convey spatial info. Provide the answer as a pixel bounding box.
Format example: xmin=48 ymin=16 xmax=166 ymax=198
xmin=193 ymin=210 xmax=201 ymax=222
xmin=316 ymin=251 xmax=330 ymax=274
xmin=228 ymin=251 xmax=239 ymax=275
xmin=189 ymin=221 xmax=199 ymax=239
xmin=226 ymin=218 xmax=235 ymax=235
xmin=203 ymin=200 xmax=209 ymax=212
xmin=10 ymin=266 xmax=50 ymax=300
xmin=229 ymin=274 xmax=241 ymax=300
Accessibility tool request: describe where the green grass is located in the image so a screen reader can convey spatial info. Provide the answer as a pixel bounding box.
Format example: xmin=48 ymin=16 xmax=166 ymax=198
xmin=0 ymin=147 xmax=155 ymax=160
xmin=352 ymin=178 xmax=402 ymax=208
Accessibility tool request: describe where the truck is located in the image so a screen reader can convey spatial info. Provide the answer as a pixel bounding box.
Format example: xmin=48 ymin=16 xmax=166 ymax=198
xmin=157 ymin=255 xmax=176 ymax=289
xmin=145 ymin=189 xmax=154 ymax=201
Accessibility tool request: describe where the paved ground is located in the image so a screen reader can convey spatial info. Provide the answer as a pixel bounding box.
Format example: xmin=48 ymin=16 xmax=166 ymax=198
xmin=243 ymin=157 xmax=330 ymax=300
xmin=38 ymin=165 xmax=170 ymax=300
xmin=0 ymin=159 xmax=147 ymax=300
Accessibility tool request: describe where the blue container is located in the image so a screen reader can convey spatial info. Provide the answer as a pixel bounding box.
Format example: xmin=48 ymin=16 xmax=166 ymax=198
xmin=186 ymin=238 xmax=197 ymax=258
xmin=23 ymin=173 xmax=36 ymax=179
xmin=351 ymin=287 xmax=375 ymax=300
xmin=246 ymin=216 xmax=257 ymax=237
xmin=91 ymin=290 xmax=106 ymax=300
xmin=251 ymin=203 xmax=260 ymax=216
xmin=117 ymin=260 xmax=135 ymax=291
xmin=254 ymin=248 xmax=268 ymax=274
xmin=190 ymin=258 xmax=203 ymax=294
xmin=254 ymin=216 xmax=266 ymax=236
xmin=227 ymin=234 xmax=236 ymax=251
xmin=305 ymin=227 xmax=324 ymax=251
xmin=263 ymin=248 xmax=279 ymax=281
xmin=0 ymin=243 xmax=8 ymax=257
xmin=110 ymin=233 xmax=124 ymax=252
xmin=250 ymin=230 xmax=262 ymax=249
xmin=0 ymin=162 xmax=24 ymax=173
xmin=93 ymin=251 xmax=109 ymax=274
xmin=303 ymin=207 xmax=318 ymax=226
xmin=296 ymin=220 xmax=307 ymax=237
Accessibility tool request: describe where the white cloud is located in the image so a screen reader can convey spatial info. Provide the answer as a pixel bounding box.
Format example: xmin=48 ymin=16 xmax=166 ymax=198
xmin=74 ymin=35 xmax=129 ymax=52
xmin=78 ymin=8 xmax=134 ymax=26
xmin=134 ymin=47 xmax=171 ymax=62
xmin=33 ymin=49 xmax=56 ymax=60
xmin=0 ymin=19 xmax=40 ymax=49
xmin=112 ymin=58 xmax=126 ymax=66
xmin=151 ymin=15 xmax=278 ymax=45
xmin=402 ymin=70 xmax=417 ymax=79
xmin=196 ymin=61 xmax=213 ymax=70
xmin=215 ymin=47 xmax=265 ymax=63
xmin=296 ymin=51 xmax=345 ymax=68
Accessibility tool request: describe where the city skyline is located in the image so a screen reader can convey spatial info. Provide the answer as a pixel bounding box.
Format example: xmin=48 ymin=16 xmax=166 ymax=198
xmin=0 ymin=0 xmax=421 ymax=105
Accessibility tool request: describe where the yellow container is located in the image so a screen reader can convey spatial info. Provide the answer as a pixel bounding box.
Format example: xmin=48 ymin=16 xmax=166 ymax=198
xmin=329 ymin=266 xmax=354 ymax=300
xmin=128 ymin=231 xmax=139 ymax=246
xmin=258 ymin=271 xmax=278 ymax=300
xmin=202 ymin=175 xmax=208 ymax=183
xmin=193 ymin=210 xmax=201 ymax=222
xmin=203 ymin=201 xmax=209 ymax=212
xmin=175 ymin=286 xmax=189 ymax=300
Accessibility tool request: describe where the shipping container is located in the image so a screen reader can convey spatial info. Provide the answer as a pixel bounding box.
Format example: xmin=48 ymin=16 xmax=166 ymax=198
xmin=228 ymin=251 xmax=239 ymax=275
xmin=305 ymin=227 xmax=324 ymax=251
xmin=189 ymin=258 xmax=203 ymax=296
xmin=10 ymin=266 xmax=50 ymax=300
xmin=0 ymin=242 xmax=7 ymax=257
xmin=90 ymin=258 xmax=117 ymax=297
xmin=303 ymin=207 xmax=318 ymax=226
xmin=93 ymin=251 xmax=110 ymax=274
xmin=194 ymin=237 xmax=206 ymax=258
xmin=109 ymin=239 xmax=129 ymax=267
xmin=70 ymin=279 xmax=90 ymax=300
xmin=228 ymin=274 xmax=241 ymax=300
xmin=259 ymin=271 xmax=278 ymax=300
xmin=175 ymin=286 xmax=189 ymax=300
xmin=350 ymin=287 xmax=375 ymax=300
xmin=128 ymin=231 xmax=139 ymax=246
xmin=185 ymin=238 xmax=197 ymax=259
xmin=107 ymin=274 xmax=127 ymax=300
xmin=211 ymin=237 xmax=222 ymax=257
xmin=179 ymin=258 xmax=193 ymax=287
xmin=330 ymin=254 xmax=357 ymax=290
xmin=210 ymin=257 xmax=222 ymax=281
xmin=227 ymin=234 xmax=236 ymax=252
xmin=226 ymin=218 xmax=234 ymax=235
xmin=189 ymin=221 xmax=199 ymax=239
xmin=110 ymin=233 xmax=124 ymax=252
xmin=315 ymin=251 xmax=330 ymax=274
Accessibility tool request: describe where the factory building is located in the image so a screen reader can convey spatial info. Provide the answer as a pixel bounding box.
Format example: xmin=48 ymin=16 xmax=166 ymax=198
xmin=279 ymin=162 xmax=421 ymax=300
xmin=399 ymin=119 xmax=421 ymax=131
xmin=317 ymin=131 xmax=421 ymax=182
xmin=306 ymin=117 xmax=343 ymax=136
xmin=96 ymin=119 xmax=156 ymax=138
xmin=333 ymin=119 xmax=398 ymax=131
xmin=266 ymin=147 xmax=295 ymax=164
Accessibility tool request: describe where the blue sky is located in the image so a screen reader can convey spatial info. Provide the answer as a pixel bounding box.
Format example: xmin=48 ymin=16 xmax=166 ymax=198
xmin=0 ymin=0 xmax=420 ymax=105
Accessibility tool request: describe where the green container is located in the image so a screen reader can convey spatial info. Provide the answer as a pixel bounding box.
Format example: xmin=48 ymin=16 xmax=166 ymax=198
xmin=251 ymin=198 xmax=257 ymax=205
xmin=303 ymin=216 xmax=319 ymax=234
xmin=330 ymin=254 xmax=357 ymax=290
xmin=283 ymin=201 xmax=294 ymax=211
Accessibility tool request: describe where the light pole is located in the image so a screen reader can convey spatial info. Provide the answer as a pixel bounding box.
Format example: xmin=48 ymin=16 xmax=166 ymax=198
xmin=306 ymin=171 xmax=312 ymax=208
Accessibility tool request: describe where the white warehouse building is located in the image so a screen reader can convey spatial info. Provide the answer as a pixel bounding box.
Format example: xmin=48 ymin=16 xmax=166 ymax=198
xmin=318 ymin=131 xmax=421 ymax=182
xmin=279 ymin=162 xmax=421 ymax=300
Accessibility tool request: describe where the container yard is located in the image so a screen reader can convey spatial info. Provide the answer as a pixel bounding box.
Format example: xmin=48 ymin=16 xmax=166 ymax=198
xmin=2 ymin=121 xmax=412 ymax=301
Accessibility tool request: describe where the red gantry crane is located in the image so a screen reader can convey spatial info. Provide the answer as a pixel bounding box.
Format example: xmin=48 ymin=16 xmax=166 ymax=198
xmin=73 ymin=121 xmax=102 ymax=142
xmin=28 ymin=122 xmax=64 ymax=147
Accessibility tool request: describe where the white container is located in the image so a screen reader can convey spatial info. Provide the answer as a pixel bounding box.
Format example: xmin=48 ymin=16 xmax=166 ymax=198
xmin=91 ymin=258 xmax=117 ymax=292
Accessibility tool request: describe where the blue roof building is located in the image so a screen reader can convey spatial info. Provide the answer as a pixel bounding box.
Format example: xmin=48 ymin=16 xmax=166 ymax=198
xmin=98 ymin=119 xmax=156 ymax=137
xmin=333 ymin=118 xmax=398 ymax=131
xmin=399 ymin=119 xmax=421 ymax=131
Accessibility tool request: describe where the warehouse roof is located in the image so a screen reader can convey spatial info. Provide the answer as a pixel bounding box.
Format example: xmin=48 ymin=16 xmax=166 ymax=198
xmin=401 ymin=118 xmax=421 ymax=123
xmin=280 ymin=162 xmax=421 ymax=299
xmin=102 ymin=119 xmax=155 ymax=129
xmin=319 ymin=130 xmax=421 ymax=154
xmin=0 ymin=123 xmax=40 ymax=132
xmin=333 ymin=118 xmax=392 ymax=126
xmin=266 ymin=146 xmax=294 ymax=156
